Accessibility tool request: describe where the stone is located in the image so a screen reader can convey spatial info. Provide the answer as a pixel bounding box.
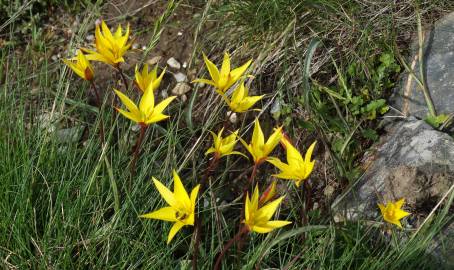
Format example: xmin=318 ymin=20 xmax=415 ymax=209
xmin=171 ymin=82 xmax=191 ymax=96
xmin=390 ymin=12 xmax=454 ymax=130
xmin=85 ymin=34 xmax=94 ymax=42
xmin=147 ymin=56 xmax=162 ymax=66
xmin=332 ymin=117 xmax=454 ymax=222
xmin=173 ymin=72 xmax=187 ymax=83
xmin=228 ymin=111 xmax=238 ymax=124
xmin=55 ymin=125 xmax=85 ymax=143
xmin=166 ymin=57 xmax=181 ymax=69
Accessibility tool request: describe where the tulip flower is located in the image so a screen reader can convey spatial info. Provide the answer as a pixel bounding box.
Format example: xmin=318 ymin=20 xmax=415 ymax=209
xmin=63 ymin=50 xmax=94 ymax=81
xmin=378 ymin=198 xmax=411 ymax=229
xmin=193 ymin=52 xmax=252 ymax=94
xmin=267 ymin=139 xmax=316 ymax=187
xmin=114 ymin=82 xmax=176 ymax=126
xmin=244 ymin=185 xmax=291 ymax=233
xmin=135 ymin=64 xmax=166 ymax=92
xmin=227 ymin=82 xmax=264 ymax=113
xmin=140 ymin=171 xmax=200 ymax=244
xmin=205 ymin=128 xmax=247 ymax=159
xmin=83 ymin=20 xmax=132 ymax=67
xmin=239 ymin=119 xmax=282 ymax=164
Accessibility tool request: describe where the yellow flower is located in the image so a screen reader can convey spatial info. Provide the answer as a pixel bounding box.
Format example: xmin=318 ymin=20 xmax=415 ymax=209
xmin=114 ymin=82 xmax=176 ymax=126
xmin=239 ymin=119 xmax=282 ymax=164
xmin=63 ymin=49 xmax=94 ymax=81
xmin=244 ymin=185 xmax=291 ymax=233
xmin=205 ymin=128 xmax=247 ymax=159
xmin=193 ymin=52 xmax=252 ymax=94
xmin=227 ymin=82 xmax=264 ymax=113
xmin=83 ymin=20 xmax=132 ymax=67
xmin=140 ymin=170 xmax=200 ymax=244
xmin=378 ymin=198 xmax=411 ymax=229
xmin=267 ymin=139 xmax=317 ymax=187
xmin=134 ymin=64 xmax=166 ymax=92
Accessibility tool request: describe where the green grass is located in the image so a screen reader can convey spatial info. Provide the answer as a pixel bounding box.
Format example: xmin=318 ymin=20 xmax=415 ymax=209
xmin=1 ymin=0 xmax=453 ymax=269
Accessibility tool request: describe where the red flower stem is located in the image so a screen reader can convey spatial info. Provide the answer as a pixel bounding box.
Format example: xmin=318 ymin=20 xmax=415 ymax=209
xmin=214 ymin=226 xmax=249 ymax=270
xmin=130 ymin=124 xmax=147 ymax=178
xmin=90 ymin=80 xmax=105 ymax=144
xmin=193 ymin=156 xmax=220 ymax=270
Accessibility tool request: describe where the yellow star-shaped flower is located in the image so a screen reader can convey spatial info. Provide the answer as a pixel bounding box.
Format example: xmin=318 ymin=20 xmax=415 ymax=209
xmin=134 ymin=64 xmax=166 ymax=92
xmin=63 ymin=49 xmax=94 ymax=81
xmin=378 ymin=198 xmax=411 ymax=229
xmin=205 ymin=128 xmax=247 ymax=159
xmin=193 ymin=52 xmax=252 ymax=94
xmin=83 ymin=20 xmax=132 ymax=67
xmin=239 ymin=119 xmax=282 ymax=164
xmin=139 ymin=170 xmax=200 ymax=244
xmin=267 ymin=139 xmax=317 ymax=187
xmin=227 ymin=82 xmax=264 ymax=113
xmin=244 ymin=185 xmax=291 ymax=233
xmin=114 ymin=82 xmax=176 ymax=126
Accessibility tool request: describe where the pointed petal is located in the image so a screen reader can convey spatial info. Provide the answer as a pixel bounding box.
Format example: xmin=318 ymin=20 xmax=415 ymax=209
xmin=220 ymin=52 xmax=231 ymax=79
xmin=257 ymin=196 xmax=284 ymax=220
xmin=167 ymin=222 xmax=185 ymax=244
xmin=139 ymin=85 xmax=155 ymax=115
xmin=139 ymin=207 xmax=177 ymax=222
xmin=252 ymin=119 xmax=265 ymax=148
xmin=304 ymin=141 xmax=317 ymax=163
xmin=172 ymin=170 xmax=191 ymax=209
xmin=252 ymin=225 xmax=274 ymax=233
xmin=202 ymin=53 xmax=220 ymax=83
xmin=192 ymin=78 xmax=216 ymax=86
xmin=205 ymin=147 xmax=216 ymax=156
xmin=230 ymin=59 xmax=252 ymax=81
xmin=115 ymin=108 xmax=141 ymax=123
xmin=145 ymin=113 xmax=170 ymax=124
xmin=113 ymin=89 xmax=140 ymax=115
xmin=394 ymin=209 xmax=411 ymax=220
xmin=152 ymin=96 xmax=177 ymax=115
xmin=153 ymin=177 xmax=177 ymax=207
xmin=264 ymin=127 xmax=282 ymax=156
xmin=265 ymin=220 xmax=292 ymax=229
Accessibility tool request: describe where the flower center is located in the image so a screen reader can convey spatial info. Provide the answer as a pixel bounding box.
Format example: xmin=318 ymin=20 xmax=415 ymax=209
xmin=175 ymin=211 xmax=188 ymax=221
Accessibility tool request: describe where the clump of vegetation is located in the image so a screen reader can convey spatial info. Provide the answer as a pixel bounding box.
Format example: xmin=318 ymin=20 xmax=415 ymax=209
xmin=0 ymin=1 xmax=453 ymax=269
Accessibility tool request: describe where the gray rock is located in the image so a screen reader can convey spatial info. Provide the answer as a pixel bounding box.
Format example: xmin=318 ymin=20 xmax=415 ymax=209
xmin=167 ymin=57 xmax=181 ymax=69
xmin=171 ymin=82 xmax=191 ymax=96
xmin=332 ymin=117 xmax=454 ymax=222
xmin=173 ymin=72 xmax=187 ymax=83
xmin=56 ymin=125 xmax=85 ymax=143
xmin=390 ymin=12 xmax=454 ymax=126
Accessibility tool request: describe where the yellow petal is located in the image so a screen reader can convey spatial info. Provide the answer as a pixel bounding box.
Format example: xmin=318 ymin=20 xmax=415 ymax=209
xmin=202 ymin=53 xmax=219 ymax=83
xmin=231 ymin=82 xmax=245 ymax=104
xmin=115 ymin=108 xmax=141 ymax=123
xmin=245 ymin=192 xmax=251 ymax=222
xmin=257 ymin=196 xmax=284 ymax=221
xmin=139 ymin=85 xmax=155 ymax=115
xmin=172 ymin=170 xmax=191 ymax=210
xmin=395 ymin=198 xmax=405 ymax=209
xmin=220 ymin=52 xmax=231 ymax=79
xmin=153 ymin=177 xmax=177 ymax=207
xmin=394 ymin=209 xmax=411 ymax=220
xmin=152 ymin=96 xmax=177 ymax=116
xmin=252 ymin=225 xmax=274 ymax=234
xmin=167 ymin=222 xmax=185 ymax=244
xmin=205 ymin=147 xmax=216 ymax=156
xmin=252 ymin=119 xmax=265 ymax=148
xmin=264 ymin=127 xmax=282 ymax=156
xmin=304 ymin=141 xmax=317 ymax=164
xmin=192 ymin=78 xmax=216 ymax=86
xmin=113 ymin=89 xmax=140 ymax=115
xmin=139 ymin=207 xmax=176 ymax=222
xmin=265 ymin=220 xmax=292 ymax=229
xmin=151 ymin=67 xmax=166 ymax=91
xmin=144 ymin=113 xmax=169 ymax=124
xmin=229 ymin=59 xmax=252 ymax=82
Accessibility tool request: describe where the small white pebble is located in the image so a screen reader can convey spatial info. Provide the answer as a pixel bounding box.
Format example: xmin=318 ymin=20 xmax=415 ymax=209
xmin=142 ymin=45 xmax=147 ymax=50
xmin=161 ymin=90 xmax=168 ymax=98
xmin=132 ymin=43 xmax=139 ymax=50
xmin=228 ymin=111 xmax=238 ymax=124
xmin=86 ymin=34 xmax=94 ymax=41
xmin=173 ymin=72 xmax=187 ymax=83
xmin=181 ymin=94 xmax=187 ymax=102
xmin=167 ymin=57 xmax=181 ymax=69
xmin=177 ymin=31 xmax=183 ymax=36
xmin=182 ymin=62 xmax=187 ymax=68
